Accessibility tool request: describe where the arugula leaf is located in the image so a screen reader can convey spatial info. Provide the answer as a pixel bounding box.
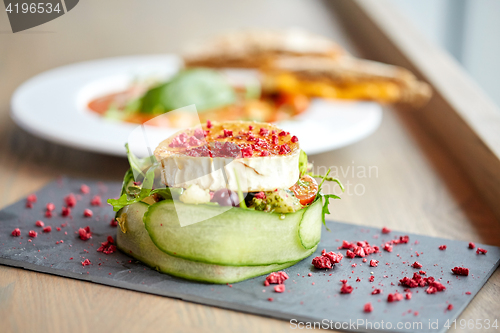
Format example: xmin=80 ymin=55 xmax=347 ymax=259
xmin=125 ymin=143 xmax=156 ymax=182
xmin=298 ymin=150 xmax=308 ymax=176
xmin=320 ymin=193 xmax=341 ymax=231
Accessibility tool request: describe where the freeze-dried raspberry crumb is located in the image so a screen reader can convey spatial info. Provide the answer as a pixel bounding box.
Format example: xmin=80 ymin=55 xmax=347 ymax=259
xmin=447 ymin=304 xmax=453 ymax=311
xmin=372 ymin=289 xmax=382 ymax=295
xmin=265 ymin=271 xmax=289 ymax=285
xmin=411 ymin=261 xmax=423 ymax=269
xmin=35 ymin=220 xmax=44 ymax=227
xmin=90 ymin=195 xmax=102 ymax=206
xmin=45 ymin=210 xmax=53 ymax=218
xmin=27 ymin=194 xmax=37 ymax=203
xmin=363 ymin=258 xmax=367 ymax=263
xmin=383 ymin=243 xmax=393 ymax=252
xmin=468 ymin=242 xmax=475 ymax=249
xmin=81 ymin=259 xmax=91 ymax=266
xmin=465 ymin=291 xmax=471 ymax=295
xmin=476 ymin=248 xmax=487 ymax=254
xmin=439 ymin=245 xmax=447 ymax=250
xmin=405 ymin=292 xmax=412 ymax=300
xmin=370 ymin=260 xmax=379 ymax=267
xmin=346 ymin=250 xmax=356 ymax=258
xmin=369 ymin=276 xmax=375 ymax=282
xmin=312 ymin=256 xmax=332 ymax=269
xmin=83 ymin=209 xmax=93 ymax=217
xmin=426 ymin=286 xmax=437 ymax=294
xmin=322 ymin=250 xmax=343 ymax=264
xmin=351 ymin=263 xmax=357 ymax=267
xmin=399 ymin=235 xmax=410 ymax=244
xmin=43 ymin=226 xmax=52 ymax=233
xmin=97 ymin=236 xmax=116 ymax=254
xmin=387 ymin=292 xmax=403 ymax=302
xmin=364 ymin=303 xmax=373 ymax=312
xmin=340 ymin=283 xmax=353 ymax=294
xmin=64 ymin=193 xmax=77 ymax=207
xmin=46 ymin=203 xmax=55 ymax=211
xmin=110 ymin=219 xmax=118 ymax=227
xmin=267 ymin=297 xmax=273 ymax=302
xmin=61 ymin=207 xmax=71 ymax=217
xmin=353 ymin=246 xmax=366 ymax=257
xmin=452 ymin=267 xmax=469 ymax=276
xmin=381 ymin=227 xmax=391 ymax=234
xmin=274 ymin=284 xmax=285 ymax=293
xmin=56 ymin=227 xmax=61 ymax=231
xmin=254 ymin=192 xmax=266 ymax=200
xmin=79 ymin=226 xmax=92 ymax=241
xmin=419 ymin=270 xmax=426 ymax=275
xmin=80 ymin=184 xmax=90 ymax=194
xmin=28 ymin=230 xmax=37 ymax=238
xmin=340 ymin=240 xmax=355 ymax=249
xmin=11 ymin=228 xmax=21 ymax=237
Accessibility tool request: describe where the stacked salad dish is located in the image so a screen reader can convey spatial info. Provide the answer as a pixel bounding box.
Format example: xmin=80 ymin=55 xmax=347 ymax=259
xmin=108 ymin=120 xmax=343 ymax=283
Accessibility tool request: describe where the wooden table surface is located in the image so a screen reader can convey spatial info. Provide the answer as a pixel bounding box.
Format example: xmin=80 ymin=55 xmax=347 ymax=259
xmin=0 ymin=1 xmax=498 ymax=332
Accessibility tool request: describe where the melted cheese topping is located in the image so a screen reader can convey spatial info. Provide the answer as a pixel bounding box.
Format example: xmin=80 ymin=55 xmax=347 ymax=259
xmin=154 ymin=121 xmax=300 ymax=192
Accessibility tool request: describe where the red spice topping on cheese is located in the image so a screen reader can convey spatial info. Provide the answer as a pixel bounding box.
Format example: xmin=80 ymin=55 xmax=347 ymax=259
xmin=79 ymin=226 xmax=92 ymax=241
xmin=259 ymin=128 xmax=269 ymax=136
xmin=254 ymin=192 xmax=266 ymax=200
xmin=451 ymin=267 xmax=469 ymax=276
xmin=11 ymin=228 xmax=21 ymax=237
xmin=265 ymin=271 xmax=289 ymax=285
xmin=291 ymin=136 xmax=299 ymax=143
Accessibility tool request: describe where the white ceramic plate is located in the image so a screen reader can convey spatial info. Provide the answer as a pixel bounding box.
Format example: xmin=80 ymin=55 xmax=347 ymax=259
xmin=11 ymin=55 xmax=382 ymax=157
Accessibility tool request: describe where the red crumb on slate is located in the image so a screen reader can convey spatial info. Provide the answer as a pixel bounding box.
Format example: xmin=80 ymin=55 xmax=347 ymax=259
xmin=381 ymin=227 xmax=391 ymax=234
xmin=370 ymin=260 xmax=379 ymax=267
xmin=61 ymin=207 xmax=71 ymax=217
xmin=369 ymin=276 xmax=375 ymax=282
xmin=81 ymin=259 xmax=91 ymax=266
xmin=83 ymin=209 xmax=93 ymax=217
xmin=364 ymin=302 xmax=373 ymax=312
xmin=465 ymin=291 xmax=471 ymax=295
xmin=274 ymin=284 xmax=285 ymax=293
xmin=110 ymin=219 xmax=118 ymax=227
xmin=28 ymin=230 xmax=37 ymax=238
xmin=419 ymin=270 xmax=426 ymax=275
xmin=97 ymin=236 xmax=116 ymax=254
xmin=411 ymin=261 xmax=423 ymax=269
xmin=383 ymin=244 xmax=393 ymax=252
xmin=372 ymin=289 xmax=382 ymax=295
xmin=45 ymin=210 xmax=53 ymax=218
xmin=405 ymin=292 xmax=412 ymax=300
xmin=308 ymin=272 xmax=312 ymax=277
xmin=439 ymin=245 xmax=447 ymax=250
xmin=46 ymin=203 xmax=55 ymax=211
xmin=56 ymin=227 xmax=61 ymax=231
xmin=363 ymin=258 xmax=367 ymax=263
xmin=64 ymin=193 xmax=77 ymax=207
xmin=387 ymin=292 xmax=403 ymax=302
xmin=312 ymin=249 xmax=343 ymax=269
xmin=265 ymin=271 xmax=289 ymax=285
xmin=80 ymin=184 xmax=90 ymax=194
xmin=468 ymin=242 xmax=475 ymax=249
xmin=351 ymin=263 xmax=357 ymax=267
xmin=26 ymin=194 xmax=37 ymax=203
xmin=346 ymin=250 xmax=356 ymax=258
xmin=267 ymin=297 xmax=274 ymax=302
xmin=476 ymin=248 xmax=487 ymax=254
xmin=43 ymin=226 xmax=52 ymax=233
xmin=452 ymin=267 xmax=469 ymax=276
xmin=90 ymin=195 xmax=102 ymax=206
xmin=447 ymin=304 xmax=453 ymax=311
xmin=340 ymin=282 xmax=353 ymax=294
xmin=79 ymin=226 xmax=92 ymax=241
xmin=35 ymin=220 xmax=44 ymax=227
xmin=11 ymin=228 xmax=21 ymax=237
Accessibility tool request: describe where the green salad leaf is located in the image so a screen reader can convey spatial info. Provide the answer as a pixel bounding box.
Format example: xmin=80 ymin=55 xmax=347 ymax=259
xmin=139 ymin=68 xmax=236 ymax=114
xmin=298 ymin=149 xmax=309 ymax=176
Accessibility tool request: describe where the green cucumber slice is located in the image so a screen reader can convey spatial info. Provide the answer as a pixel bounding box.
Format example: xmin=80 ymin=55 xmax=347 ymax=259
xmin=143 ymin=199 xmax=322 ymax=266
xmin=116 ymin=202 xmax=309 ymax=283
xmin=298 ymin=196 xmax=323 ymax=249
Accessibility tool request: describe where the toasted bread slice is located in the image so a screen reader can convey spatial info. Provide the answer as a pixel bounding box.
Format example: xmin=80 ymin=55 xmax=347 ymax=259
xmin=263 ymin=56 xmax=432 ymax=107
xmin=182 ymin=29 xmax=345 ymax=68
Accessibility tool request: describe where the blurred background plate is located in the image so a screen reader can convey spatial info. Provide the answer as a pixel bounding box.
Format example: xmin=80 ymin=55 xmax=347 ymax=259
xmin=11 ymin=55 xmax=382 ymax=157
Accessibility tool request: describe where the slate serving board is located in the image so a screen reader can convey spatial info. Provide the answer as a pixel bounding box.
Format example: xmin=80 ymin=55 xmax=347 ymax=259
xmin=1 ymin=178 xmax=499 ymax=333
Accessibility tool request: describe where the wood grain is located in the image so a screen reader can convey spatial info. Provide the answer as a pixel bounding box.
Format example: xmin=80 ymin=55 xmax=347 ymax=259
xmin=0 ymin=1 xmax=499 ymax=332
